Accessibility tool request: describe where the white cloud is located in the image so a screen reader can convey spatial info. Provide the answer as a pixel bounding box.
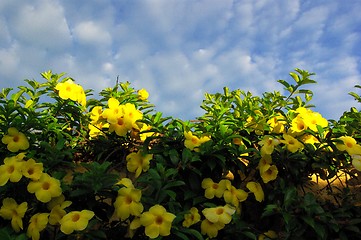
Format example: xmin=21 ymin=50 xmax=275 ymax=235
xmin=0 ymin=43 xmax=19 ymax=77
xmin=10 ymin=0 xmax=72 ymax=49
xmin=0 ymin=0 xmax=360 ymax=121
xmin=72 ymin=21 xmax=112 ymax=46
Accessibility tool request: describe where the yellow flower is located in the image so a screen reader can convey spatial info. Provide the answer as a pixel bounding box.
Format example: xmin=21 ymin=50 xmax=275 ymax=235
xmin=295 ymin=107 xmax=310 ymax=115
xmin=0 ymin=198 xmax=28 ymax=232
xmin=267 ymin=114 xmax=286 ymax=133
xmin=126 ymin=150 xmax=153 ymax=178
xmin=47 ymin=196 xmax=72 ymax=225
xmin=302 ymin=111 xmax=328 ymax=132
xmin=75 ymin=84 xmax=86 ymax=107
xmin=301 ymin=134 xmax=320 ymax=145
xmin=201 ymin=178 xmax=227 ymax=199
xmin=22 ymin=158 xmax=43 ymax=181
xmin=89 ymin=106 xmax=104 ymax=123
xmin=290 ymin=115 xmax=307 ymax=134
xmin=246 ymin=110 xmax=265 ymax=135
xmin=116 ymin=177 xmax=135 ymax=188
xmin=258 ymin=154 xmax=272 ymax=173
xmin=351 ymin=155 xmax=361 ymax=171
xmin=0 ymin=154 xmax=24 ymax=186
xmin=27 ymin=173 xmax=62 ymax=203
xmin=184 ymin=131 xmax=211 ymax=152
xmin=88 ymin=121 xmax=109 ymax=138
xmin=128 ymin=216 xmax=142 ymax=238
xmin=55 ymin=79 xmax=86 ymax=106
xmin=138 ymin=88 xmax=149 ymax=101
xmin=200 ymin=219 xmax=225 ymax=238
xmin=182 ymin=207 xmax=201 ymax=228
xmin=122 ymin=103 xmax=143 ymax=130
xmin=260 ymin=165 xmax=278 ymax=183
xmin=202 ymin=205 xmax=235 ymax=225
xmin=104 ymin=102 xmax=143 ymax=136
xmin=102 ymin=98 xmax=124 ymax=124
xmin=336 ymin=136 xmax=361 ymax=155
xmin=2 ymin=127 xmax=30 ymax=152
xmin=140 ymin=204 xmax=176 ymax=239
xmin=27 ymin=213 xmax=49 ymax=240
xmin=114 ymin=187 xmax=144 ymax=220
xmin=259 ymin=136 xmax=280 ymax=156
xmin=223 ymin=180 xmax=248 ymax=208
xmin=258 ymin=230 xmax=277 ymax=240
xmin=59 ymin=210 xmax=95 ymax=234
xmin=280 ymin=134 xmax=304 ymax=153
xmin=138 ymin=123 xmax=155 ymax=142
xmin=109 ymin=116 xmax=130 ymax=137
xmin=246 ymin=182 xmax=264 ymax=202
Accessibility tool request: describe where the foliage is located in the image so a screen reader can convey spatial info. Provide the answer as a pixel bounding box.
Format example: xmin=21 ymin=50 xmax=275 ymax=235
xmin=0 ymin=69 xmax=361 ymax=239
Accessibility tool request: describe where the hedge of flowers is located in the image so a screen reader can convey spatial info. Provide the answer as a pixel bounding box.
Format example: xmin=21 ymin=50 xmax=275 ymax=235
xmin=0 ymin=69 xmax=361 ymax=240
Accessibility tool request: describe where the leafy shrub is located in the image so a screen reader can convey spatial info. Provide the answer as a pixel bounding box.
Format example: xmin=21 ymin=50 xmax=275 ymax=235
xmin=0 ymin=69 xmax=361 ymax=240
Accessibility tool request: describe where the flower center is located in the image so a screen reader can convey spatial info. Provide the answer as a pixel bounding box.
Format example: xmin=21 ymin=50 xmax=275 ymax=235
xmin=266 ymin=168 xmax=273 ymax=175
xmin=216 ymin=208 xmax=224 ymax=215
xmin=27 ymin=168 xmax=34 ymax=175
xmin=42 ymin=182 xmax=50 ymax=190
xmin=12 ymin=209 xmax=18 ymax=217
xmin=125 ymin=196 xmax=132 ymax=204
xmin=118 ymin=118 xmax=124 ymax=125
xmin=346 ymin=142 xmax=353 ymax=148
xmin=13 ymin=135 xmax=20 ymax=142
xmin=212 ymin=183 xmax=218 ymax=189
xmin=72 ymin=213 xmax=80 ymax=222
xmin=155 ymin=216 xmax=163 ymax=225
xmin=7 ymin=165 xmax=15 ymax=174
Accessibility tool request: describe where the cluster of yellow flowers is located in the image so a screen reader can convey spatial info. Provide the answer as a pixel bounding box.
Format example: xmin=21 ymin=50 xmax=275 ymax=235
xmin=198 ymin=178 xmax=265 ymax=237
xmin=112 ymin=178 xmax=176 ymax=239
xmin=255 ymin=107 xmax=331 ymax=185
xmin=88 ymin=97 xmax=152 ymax=139
xmin=0 ymin=128 xmax=94 ymax=239
xmin=263 ymin=107 xmax=361 ymax=171
xmin=55 ymin=79 xmax=86 ymax=106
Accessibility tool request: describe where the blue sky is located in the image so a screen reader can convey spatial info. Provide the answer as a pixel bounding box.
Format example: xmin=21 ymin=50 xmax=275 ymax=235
xmin=0 ymin=0 xmax=360 ymax=120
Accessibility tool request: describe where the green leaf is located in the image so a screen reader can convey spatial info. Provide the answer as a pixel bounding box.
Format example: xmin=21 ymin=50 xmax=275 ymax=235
xmin=349 ymin=92 xmax=361 ymax=102
xmin=301 ymin=215 xmax=315 ymax=229
xmin=169 ymin=149 xmax=180 ymax=166
xmin=295 ymin=89 xmax=313 ymax=95
xmin=284 ymin=187 xmax=297 ymax=209
xmin=301 ymin=79 xmax=317 ymax=85
xmin=277 ymin=79 xmax=291 ymax=89
xmin=0 ymin=229 xmax=11 ymax=240
xmin=182 ymin=228 xmax=204 ymax=240
xmin=15 ymin=234 xmax=30 ymax=240
xmin=290 ymin=72 xmax=300 ymax=83
xmin=242 ymin=231 xmax=257 ymax=240
xmin=261 ymin=204 xmax=279 ymax=218
xmin=173 ymin=231 xmax=190 ymax=240
xmin=11 ymin=89 xmax=25 ymax=104
xmin=163 ymin=180 xmax=185 ymax=190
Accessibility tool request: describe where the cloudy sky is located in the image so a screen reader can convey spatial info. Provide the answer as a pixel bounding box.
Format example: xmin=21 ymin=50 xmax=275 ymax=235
xmin=0 ymin=0 xmax=360 ymax=120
